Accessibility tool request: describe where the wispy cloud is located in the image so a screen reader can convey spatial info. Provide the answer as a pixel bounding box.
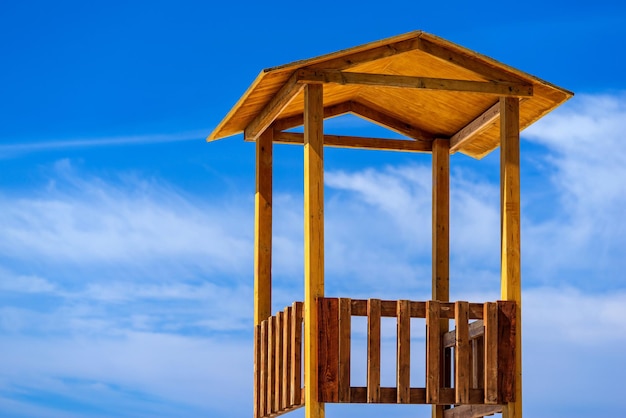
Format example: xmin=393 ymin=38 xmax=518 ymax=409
xmin=0 ymin=130 xmax=206 ymax=159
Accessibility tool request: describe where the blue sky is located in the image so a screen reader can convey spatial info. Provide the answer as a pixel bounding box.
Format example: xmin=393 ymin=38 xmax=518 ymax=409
xmin=1 ymin=1 xmax=626 ymax=417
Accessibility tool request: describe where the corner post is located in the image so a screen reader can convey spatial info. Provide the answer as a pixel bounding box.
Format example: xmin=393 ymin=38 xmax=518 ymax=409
xmin=304 ymin=83 xmax=325 ymax=418
xmin=254 ymin=128 xmax=273 ymax=418
xmin=500 ymin=97 xmax=522 ymax=418
xmin=432 ymin=138 xmax=450 ymax=418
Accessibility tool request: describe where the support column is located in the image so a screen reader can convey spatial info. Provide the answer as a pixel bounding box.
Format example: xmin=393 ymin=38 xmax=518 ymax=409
xmin=254 ymin=128 xmax=273 ymax=418
xmin=500 ymin=97 xmax=522 ymax=418
xmin=432 ymin=138 xmax=450 ymax=418
xmin=304 ymin=83 xmax=325 ymax=418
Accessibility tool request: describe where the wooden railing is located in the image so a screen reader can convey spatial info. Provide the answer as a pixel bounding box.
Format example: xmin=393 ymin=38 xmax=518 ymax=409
xmin=317 ymin=298 xmax=516 ymax=407
xmin=254 ymin=302 xmax=304 ymax=418
xmin=255 ymin=298 xmax=515 ymax=418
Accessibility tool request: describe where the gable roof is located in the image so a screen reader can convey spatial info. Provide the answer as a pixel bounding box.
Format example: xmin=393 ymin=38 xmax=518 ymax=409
xmin=207 ymin=31 xmax=573 ymax=159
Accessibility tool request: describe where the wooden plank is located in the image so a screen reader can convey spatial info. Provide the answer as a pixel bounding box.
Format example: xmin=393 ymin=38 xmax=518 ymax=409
xmin=291 ymin=302 xmax=303 ymax=406
xmin=304 ymin=83 xmax=325 ymax=418
xmin=455 ymin=301 xmax=470 ymax=404
xmin=432 ymin=138 xmax=450 ymax=306
xmin=443 ymin=405 xmax=504 ymax=418
xmin=273 ymin=131 xmax=432 ymax=153
xmin=275 ymin=312 xmax=284 ymax=412
xmin=254 ymin=325 xmax=261 ymax=418
xmin=338 ymin=298 xmax=351 ymax=402
xmin=450 ymin=101 xmax=499 ymax=153
xmin=296 ymin=69 xmax=533 ymax=97
xmin=260 ymin=320 xmax=268 ymax=417
xmin=272 ymin=101 xmax=352 ymax=132
xmin=318 ymin=298 xmax=339 ymax=403
xmin=416 ymin=37 xmax=523 ymax=83
xmin=397 ymin=300 xmax=411 ymax=403
xmin=498 ymin=301 xmax=517 ymax=403
xmin=350 ymin=100 xmax=437 ymax=141
xmin=367 ymin=299 xmax=381 ymax=402
xmin=244 ymin=71 xmax=305 ymax=141
xmin=443 ymin=320 xmax=485 ymax=348
xmin=254 ymin=128 xmax=273 ymax=326
xmin=484 ymin=302 xmax=498 ymax=404
xmin=469 ymin=303 xmax=484 ymax=320
xmin=282 ymin=307 xmax=292 ymax=410
xmin=268 ymin=316 xmax=276 ymax=414
xmin=432 ymin=136 xmax=451 ymax=418
xmin=426 ymin=300 xmax=441 ymax=404
xmin=472 ymin=336 xmax=485 ymax=389
xmin=500 ymin=96 xmax=521 ymax=418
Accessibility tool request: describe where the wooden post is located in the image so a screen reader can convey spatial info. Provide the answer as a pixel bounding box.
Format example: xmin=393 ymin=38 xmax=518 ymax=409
xmin=500 ymin=97 xmax=522 ymax=418
xmin=432 ymin=138 xmax=450 ymax=418
xmin=254 ymin=127 xmax=273 ymax=418
xmin=304 ymin=83 xmax=325 ymax=418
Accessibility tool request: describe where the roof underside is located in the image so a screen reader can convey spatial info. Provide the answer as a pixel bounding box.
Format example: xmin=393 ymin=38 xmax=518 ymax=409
xmin=207 ymin=31 xmax=573 ymax=159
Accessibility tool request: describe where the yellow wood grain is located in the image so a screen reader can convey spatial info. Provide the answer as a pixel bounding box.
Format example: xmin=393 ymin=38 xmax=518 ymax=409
xmin=254 ymin=129 xmax=273 ymax=326
xmin=500 ymin=96 xmax=522 ymax=418
xmin=304 ymin=83 xmax=325 ymax=418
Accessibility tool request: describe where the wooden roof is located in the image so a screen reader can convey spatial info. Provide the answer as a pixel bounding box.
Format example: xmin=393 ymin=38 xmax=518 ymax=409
xmin=207 ymin=31 xmax=573 ymax=159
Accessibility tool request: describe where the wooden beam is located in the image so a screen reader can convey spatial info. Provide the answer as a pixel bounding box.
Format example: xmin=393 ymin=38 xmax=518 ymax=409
xmin=272 ymin=101 xmax=352 ymax=132
xmin=367 ymin=299 xmax=381 ymax=403
xmin=307 ymin=37 xmax=422 ymax=71
xmin=273 ymin=131 xmax=432 ymax=153
xmin=254 ymin=128 xmax=273 ymax=326
xmin=432 ymin=138 xmax=450 ymax=418
xmin=416 ymin=37 xmax=524 ymax=84
xmin=443 ymin=405 xmax=504 ymax=418
xmin=426 ymin=300 xmax=441 ymax=405
xmin=455 ymin=302 xmax=470 ymax=404
xmin=245 ymin=72 xmax=305 ymax=141
xmin=350 ymin=100 xmax=437 ymax=141
xmin=338 ymin=298 xmax=352 ymax=403
xmin=296 ymin=69 xmax=533 ymax=97
xmin=397 ymin=299 xmax=411 ymax=403
xmin=500 ymin=96 xmax=522 ymax=418
xmin=304 ymin=83 xmax=325 ymax=418
xmin=450 ymin=101 xmax=499 ymax=153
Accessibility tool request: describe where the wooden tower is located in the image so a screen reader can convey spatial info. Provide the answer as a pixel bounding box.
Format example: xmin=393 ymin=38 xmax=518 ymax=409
xmin=207 ymin=31 xmax=572 ymax=418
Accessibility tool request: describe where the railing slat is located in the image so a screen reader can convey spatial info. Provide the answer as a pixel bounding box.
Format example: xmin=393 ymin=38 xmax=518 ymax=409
xmin=268 ymin=316 xmax=276 ymax=414
xmin=275 ymin=312 xmax=284 ymax=412
xmin=282 ymin=307 xmax=292 ymax=410
xmin=291 ymin=302 xmax=303 ymax=406
xmin=260 ymin=320 xmax=268 ymax=417
xmin=455 ymin=301 xmax=470 ymax=404
xmin=338 ymin=298 xmax=352 ymax=402
xmin=397 ymin=299 xmax=411 ymax=403
xmin=367 ymin=298 xmax=381 ymax=402
xmin=484 ymin=302 xmax=498 ymax=404
xmin=498 ymin=300 xmax=516 ymax=402
xmin=472 ymin=336 xmax=484 ymax=389
xmin=318 ymin=298 xmax=339 ymax=402
xmin=254 ymin=325 xmax=261 ymax=418
xmin=426 ymin=300 xmax=441 ymax=404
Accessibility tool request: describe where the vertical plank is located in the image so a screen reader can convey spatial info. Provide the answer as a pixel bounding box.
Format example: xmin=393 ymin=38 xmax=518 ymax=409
xmin=318 ymin=298 xmax=339 ymax=402
xmin=500 ymin=96 xmax=522 ymax=418
xmin=282 ymin=307 xmax=292 ymax=410
xmin=338 ymin=298 xmax=352 ymax=402
xmin=426 ymin=300 xmax=441 ymax=404
xmin=275 ymin=311 xmax=284 ymax=412
xmin=367 ymin=299 xmax=381 ymax=402
xmin=498 ymin=301 xmax=517 ymax=402
xmin=472 ymin=336 xmax=485 ymax=389
xmin=291 ymin=302 xmax=303 ymax=406
xmin=397 ymin=300 xmax=411 ymax=403
xmin=432 ymin=138 xmax=450 ymax=418
xmin=260 ymin=320 xmax=269 ymax=418
xmin=304 ymin=83 xmax=325 ymax=418
xmin=254 ymin=128 xmax=273 ymax=326
xmin=484 ymin=302 xmax=498 ymax=404
xmin=268 ymin=316 xmax=276 ymax=414
xmin=254 ymin=325 xmax=261 ymax=418
xmin=455 ymin=301 xmax=470 ymax=404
